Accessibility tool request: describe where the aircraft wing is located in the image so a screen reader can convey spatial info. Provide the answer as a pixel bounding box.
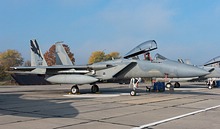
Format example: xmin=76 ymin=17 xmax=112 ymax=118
xmin=10 ymin=64 xmax=114 ymax=74
xmin=45 ymin=64 xmax=113 ymax=70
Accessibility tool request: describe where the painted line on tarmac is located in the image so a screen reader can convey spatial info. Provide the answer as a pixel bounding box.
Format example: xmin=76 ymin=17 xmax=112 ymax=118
xmin=64 ymin=93 xmax=123 ymax=98
xmin=132 ymin=104 xmax=220 ymax=129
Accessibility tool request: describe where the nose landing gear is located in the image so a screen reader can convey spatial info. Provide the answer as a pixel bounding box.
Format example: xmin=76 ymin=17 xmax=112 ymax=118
xmin=129 ymin=78 xmax=141 ymax=96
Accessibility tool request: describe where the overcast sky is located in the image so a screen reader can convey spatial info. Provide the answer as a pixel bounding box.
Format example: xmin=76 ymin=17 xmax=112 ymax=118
xmin=1 ymin=0 xmax=220 ymax=65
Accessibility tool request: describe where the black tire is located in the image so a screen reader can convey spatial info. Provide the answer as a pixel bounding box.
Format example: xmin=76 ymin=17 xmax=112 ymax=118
xmin=174 ymin=82 xmax=180 ymax=88
xmin=91 ymin=85 xmax=99 ymax=93
xmin=71 ymin=85 xmax=79 ymax=94
xmin=166 ymin=83 xmax=172 ymax=88
xmin=130 ymin=90 xmax=136 ymax=96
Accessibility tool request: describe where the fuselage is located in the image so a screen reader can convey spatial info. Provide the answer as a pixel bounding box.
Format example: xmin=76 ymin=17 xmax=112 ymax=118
xmin=94 ymin=58 xmax=209 ymax=81
xmin=201 ymin=66 xmax=220 ymax=78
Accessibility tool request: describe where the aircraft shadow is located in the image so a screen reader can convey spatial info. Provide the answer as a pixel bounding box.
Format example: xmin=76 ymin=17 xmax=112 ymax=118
xmin=85 ymin=85 xmax=220 ymax=96
xmin=0 ymin=94 xmax=79 ymax=118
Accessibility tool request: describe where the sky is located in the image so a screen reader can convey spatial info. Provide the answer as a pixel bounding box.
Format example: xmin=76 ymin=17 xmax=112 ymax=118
xmin=1 ymin=0 xmax=220 ymax=65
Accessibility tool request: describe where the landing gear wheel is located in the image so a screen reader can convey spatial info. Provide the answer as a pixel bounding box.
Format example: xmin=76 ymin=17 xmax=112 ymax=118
xmin=91 ymin=85 xmax=99 ymax=93
xmin=166 ymin=83 xmax=172 ymax=88
xmin=174 ymin=82 xmax=180 ymax=88
xmin=130 ymin=90 xmax=136 ymax=96
xmin=71 ymin=85 xmax=79 ymax=94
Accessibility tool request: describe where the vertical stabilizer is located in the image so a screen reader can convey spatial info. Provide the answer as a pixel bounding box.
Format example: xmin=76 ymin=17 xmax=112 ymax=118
xmin=55 ymin=42 xmax=73 ymax=65
xmin=30 ymin=39 xmax=47 ymax=66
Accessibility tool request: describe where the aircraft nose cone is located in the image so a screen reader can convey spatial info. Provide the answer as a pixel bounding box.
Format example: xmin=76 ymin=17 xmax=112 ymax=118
xmin=181 ymin=65 xmax=209 ymax=77
xmin=176 ymin=64 xmax=209 ymax=78
xmin=193 ymin=67 xmax=209 ymax=76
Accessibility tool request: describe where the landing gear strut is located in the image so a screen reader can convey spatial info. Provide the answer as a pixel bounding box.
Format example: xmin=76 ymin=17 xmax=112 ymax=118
xmin=174 ymin=82 xmax=180 ymax=88
xmin=129 ymin=78 xmax=141 ymax=96
xmin=207 ymin=78 xmax=215 ymax=89
xmin=71 ymin=85 xmax=79 ymax=94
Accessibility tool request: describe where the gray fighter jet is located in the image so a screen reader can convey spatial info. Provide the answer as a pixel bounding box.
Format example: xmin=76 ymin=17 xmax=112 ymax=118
xmin=11 ymin=40 xmax=209 ymax=96
xmin=199 ymin=56 xmax=220 ymax=88
xmin=48 ymin=40 xmax=209 ymax=95
xmin=157 ymin=56 xmax=220 ymax=89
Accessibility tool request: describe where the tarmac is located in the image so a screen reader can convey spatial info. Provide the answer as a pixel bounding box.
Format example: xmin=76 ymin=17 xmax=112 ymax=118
xmin=0 ymin=82 xmax=220 ymax=129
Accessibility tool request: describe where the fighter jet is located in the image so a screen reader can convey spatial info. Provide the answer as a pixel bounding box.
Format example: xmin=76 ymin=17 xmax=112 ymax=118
xmin=49 ymin=40 xmax=209 ymax=95
xmin=200 ymin=56 xmax=220 ymax=88
xmin=11 ymin=40 xmax=209 ymax=96
xmin=157 ymin=56 xmax=220 ymax=89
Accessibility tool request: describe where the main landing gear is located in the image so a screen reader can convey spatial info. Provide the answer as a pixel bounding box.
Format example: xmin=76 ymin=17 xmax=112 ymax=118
xmin=91 ymin=84 xmax=99 ymax=93
xmin=174 ymin=82 xmax=180 ymax=88
xmin=129 ymin=78 xmax=141 ymax=96
xmin=70 ymin=84 xmax=100 ymax=94
xmin=166 ymin=82 xmax=180 ymax=88
xmin=71 ymin=85 xmax=79 ymax=94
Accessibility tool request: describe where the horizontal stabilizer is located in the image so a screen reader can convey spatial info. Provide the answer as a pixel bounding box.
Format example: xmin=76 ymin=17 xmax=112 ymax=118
xmin=9 ymin=67 xmax=46 ymax=74
xmin=10 ymin=66 xmax=36 ymax=71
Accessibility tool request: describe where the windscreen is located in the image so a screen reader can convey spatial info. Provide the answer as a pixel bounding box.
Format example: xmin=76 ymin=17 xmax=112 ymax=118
xmin=124 ymin=40 xmax=157 ymax=59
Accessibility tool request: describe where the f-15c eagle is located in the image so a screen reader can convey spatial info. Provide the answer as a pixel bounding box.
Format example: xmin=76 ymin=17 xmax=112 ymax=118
xmin=11 ymin=39 xmax=209 ymax=96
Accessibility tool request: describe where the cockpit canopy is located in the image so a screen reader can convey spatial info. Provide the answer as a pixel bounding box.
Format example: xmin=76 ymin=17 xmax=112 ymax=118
xmin=204 ymin=56 xmax=220 ymax=67
xmin=124 ymin=40 xmax=157 ymax=59
xmin=154 ymin=53 xmax=167 ymax=61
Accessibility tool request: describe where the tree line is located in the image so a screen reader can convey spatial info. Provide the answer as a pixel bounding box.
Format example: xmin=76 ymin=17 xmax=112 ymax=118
xmin=0 ymin=44 xmax=120 ymax=82
xmin=0 ymin=50 xmax=23 ymax=81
